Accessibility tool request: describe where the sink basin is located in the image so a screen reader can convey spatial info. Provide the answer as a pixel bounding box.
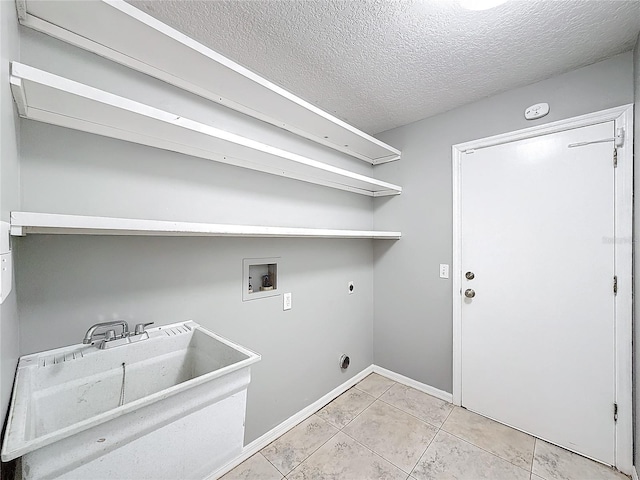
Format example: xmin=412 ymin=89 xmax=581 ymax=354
xmin=1 ymin=321 xmax=260 ymax=479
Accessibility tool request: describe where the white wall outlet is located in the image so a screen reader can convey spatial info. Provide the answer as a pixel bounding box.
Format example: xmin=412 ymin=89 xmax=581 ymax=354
xmin=283 ymin=292 xmax=292 ymax=311
xmin=348 ymin=281 xmax=355 ymax=294
xmin=439 ymin=264 xmax=449 ymax=279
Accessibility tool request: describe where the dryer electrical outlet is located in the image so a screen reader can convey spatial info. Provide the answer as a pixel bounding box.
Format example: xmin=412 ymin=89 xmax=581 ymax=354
xmin=283 ymin=292 xmax=292 ymax=311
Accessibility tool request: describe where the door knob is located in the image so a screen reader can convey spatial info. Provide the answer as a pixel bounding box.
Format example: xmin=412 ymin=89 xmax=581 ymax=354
xmin=465 ymin=271 xmax=475 ymax=280
xmin=464 ymin=289 xmax=476 ymax=298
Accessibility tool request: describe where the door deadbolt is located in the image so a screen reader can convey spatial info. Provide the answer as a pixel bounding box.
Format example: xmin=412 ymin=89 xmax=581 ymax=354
xmin=464 ymin=289 xmax=476 ymax=298
xmin=465 ymin=271 xmax=475 ymax=280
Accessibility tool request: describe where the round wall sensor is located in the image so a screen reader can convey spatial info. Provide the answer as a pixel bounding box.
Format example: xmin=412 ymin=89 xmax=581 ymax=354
xmin=525 ymin=103 xmax=549 ymax=120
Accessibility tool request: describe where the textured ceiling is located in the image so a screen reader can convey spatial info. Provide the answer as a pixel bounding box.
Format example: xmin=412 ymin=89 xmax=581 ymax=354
xmin=128 ymin=0 xmax=640 ymax=134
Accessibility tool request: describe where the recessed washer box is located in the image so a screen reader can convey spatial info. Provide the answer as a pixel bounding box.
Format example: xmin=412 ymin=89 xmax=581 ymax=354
xmin=243 ymin=257 xmax=279 ymax=301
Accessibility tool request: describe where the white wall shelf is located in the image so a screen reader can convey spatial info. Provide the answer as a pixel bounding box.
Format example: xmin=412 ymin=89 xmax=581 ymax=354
xmin=17 ymin=0 xmax=401 ymax=165
xmin=10 ymin=213 xmax=402 ymax=240
xmin=10 ymin=63 xmax=402 ymax=197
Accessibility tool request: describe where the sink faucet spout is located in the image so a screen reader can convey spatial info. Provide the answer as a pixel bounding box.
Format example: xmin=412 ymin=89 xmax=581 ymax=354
xmin=83 ymin=321 xmax=130 ymax=345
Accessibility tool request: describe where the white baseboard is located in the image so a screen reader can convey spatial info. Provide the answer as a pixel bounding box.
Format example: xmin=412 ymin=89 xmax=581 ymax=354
xmin=372 ymin=365 xmax=453 ymax=403
xmin=631 ymin=466 xmax=639 ymax=480
xmin=207 ymin=364 xmax=374 ymax=479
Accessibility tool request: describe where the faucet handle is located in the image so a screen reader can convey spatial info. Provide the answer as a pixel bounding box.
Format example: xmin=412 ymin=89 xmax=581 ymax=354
xmin=104 ymin=329 xmax=117 ymax=341
xmin=134 ymin=322 xmax=154 ymax=335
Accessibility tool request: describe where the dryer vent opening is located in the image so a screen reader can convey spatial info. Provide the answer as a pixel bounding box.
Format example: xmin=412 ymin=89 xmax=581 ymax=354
xmin=339 ymin=354 xmax=350 ymax=370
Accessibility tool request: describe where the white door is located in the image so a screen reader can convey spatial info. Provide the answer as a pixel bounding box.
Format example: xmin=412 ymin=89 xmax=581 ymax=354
xmin=461 ymin=121 xmax=616 ymax=465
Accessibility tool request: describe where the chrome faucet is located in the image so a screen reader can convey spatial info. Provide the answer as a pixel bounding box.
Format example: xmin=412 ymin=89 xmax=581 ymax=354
xmin=83 ymin=320 xmax=130 ymax=345
xmin=134 ymin=322 xmax=154 ymax=335
xmin=128 ymin=322 xmax=154 ymax=343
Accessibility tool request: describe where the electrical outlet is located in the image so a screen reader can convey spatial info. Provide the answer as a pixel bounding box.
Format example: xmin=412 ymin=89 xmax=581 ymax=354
xmin=348 ymin=281 xmax=355 ymax=294
xmin=283 ymin=292 xmax=292 ymax=310
xmin=439 ymin=264 xmax=449 ymax=279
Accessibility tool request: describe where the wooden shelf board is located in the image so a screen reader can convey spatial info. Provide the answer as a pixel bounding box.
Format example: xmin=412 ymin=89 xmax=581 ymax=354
xmin=10 ymin=213 xmax=402 ymax=240
xmin=19 ymin=0 xmax=400 ymax=165
xmin=10 ymin=62 xmax=402 ymax=197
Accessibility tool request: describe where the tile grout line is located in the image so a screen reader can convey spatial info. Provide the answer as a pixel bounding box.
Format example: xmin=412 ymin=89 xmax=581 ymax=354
xmin=408 ymin=398 xmax=452 ymax=478
xmin=258 ymin=376 xmax=475 ymax=479
xmin=333 ymin=391 xmax=378 ymax=430
xmin=379 ymin=381 xmax=396 ymax=396
xmin=259 ymin=436 xmax=291 ymax=476
xmin=527 ymin=438 xmax=562 ymax=480
xmin=530 ymin=438 xmax=537 ymax=475
xmin=315 ymin=385 xmax=377 ymax=431
xmin=439 ymin=428 xmax=533 ymax=475
xmin=375 ymin=394 xmax=451 ymax=430
xmin=440 ymin=415 xmax=620 ymax=480
xmin=361 ymin=375 xmax=455 ymax=429
xmin=337 ymin=399 xmax=376 ymax=430
xmin=241 ymin=379 xmax=499 ymax=479
xmin=407 ymin=417 xmax=441 ymax=477
xmin=280 ymin=431 xmax=338 ymax=477
xmin=259 ymin=386 xmax=532 ymax=479
xmin=353 ymin=378 xmax=396 ymax=399
xmin=340 ymin=427 xmax=416 ymax=476
xmin=441 ymin=406 xmax=535 ymax=473
xmin=258 ymin=451 xmax=290 ymax=478
xmin=278 ymin=415 xmax=342 ymax=477
xmin=349 ymin=377 xmax=458 ymax=476
xmin=441 ymin=403 xmax=456 ymax=424
xmin=346 ymin=380 xmax=445 ymax=477
xmin=285 ymin=380 xmax=399 ymax=476
xmin=336 ymin=379 xmax=413 ymax=475
xmin=236 ymin=375 xmax=621 ymax=480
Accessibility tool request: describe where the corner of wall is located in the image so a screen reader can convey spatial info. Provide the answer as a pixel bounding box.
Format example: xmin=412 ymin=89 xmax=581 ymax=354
xmin=632 ymin=29 xmax=640 ymax=480
xmin=0 ymin=0 xmax=21 ymax=428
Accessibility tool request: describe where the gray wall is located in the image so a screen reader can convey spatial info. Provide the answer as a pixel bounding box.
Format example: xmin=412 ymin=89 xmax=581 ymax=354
xmin=16 ymin=235 xmax=374 ymax=444
xmin=14 ymin=28 xmax=382 ymax=444
xmin=373 ymin=51 xmax=635 ymax=393
xmin=633 ymin=32 xmax=639 ymax=478
xmin=7 ymin=7 xmax=637 ymax=457
xmin=0 ymin=0 xmax=21 ymax=438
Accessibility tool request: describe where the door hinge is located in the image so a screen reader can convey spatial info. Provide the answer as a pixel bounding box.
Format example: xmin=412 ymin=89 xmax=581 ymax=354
xmin=613 ymin=147 xmax=618 ymax=168
xmin=613 ymin=276 xmax=618 ymax=295
xmin=614 ymin=403 xmax=618 ymax=422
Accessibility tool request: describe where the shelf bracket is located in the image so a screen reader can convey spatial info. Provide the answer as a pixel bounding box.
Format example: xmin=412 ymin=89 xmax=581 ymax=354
xmin=9 ymin=75 xmax=28 ymax=117
xmin=0 ymin=252 xmax=13 ymax=305
xmin=0 ymin=221 xmax=12 ymax=304
xmin=15 ymin=0 xmax=27 ymax=21
xmin=10 ymin=225 xmax=24 ymax=237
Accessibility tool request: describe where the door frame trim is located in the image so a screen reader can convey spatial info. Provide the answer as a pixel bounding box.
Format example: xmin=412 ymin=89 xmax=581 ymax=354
xmin=451 ymin=104 xmax=634 ymax=473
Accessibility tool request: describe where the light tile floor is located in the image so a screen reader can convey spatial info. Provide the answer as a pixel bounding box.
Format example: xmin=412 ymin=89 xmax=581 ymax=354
xmin=221 ymin=373 xmax=629 ymax=480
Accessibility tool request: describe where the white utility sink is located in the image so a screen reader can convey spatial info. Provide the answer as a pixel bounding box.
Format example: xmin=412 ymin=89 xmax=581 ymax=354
xmin=1 ymin=321 xmax=260 ymax=480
